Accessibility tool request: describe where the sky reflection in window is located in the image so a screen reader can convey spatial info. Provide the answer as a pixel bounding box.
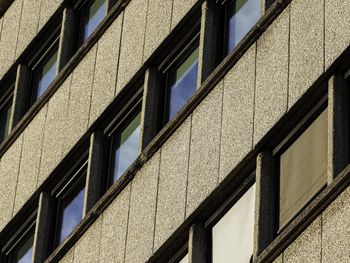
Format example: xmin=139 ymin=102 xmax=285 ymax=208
xmin=82 ymin=0 xmax=107 ymax=41
xmin=9 ymin=227 xmax=34 ymax=263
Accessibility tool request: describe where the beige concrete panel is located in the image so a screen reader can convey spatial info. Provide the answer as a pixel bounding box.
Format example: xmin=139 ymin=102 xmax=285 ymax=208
xmin=186 ymin=83 xmax=223 ymax=217
xmin=273 ymin=254 xmax=283 ymax=263
xmin=154 ymin=118 xmax=191 ymax=250
xmin=16 ymin=0 xmax=41 ymax=57
xmin=0 ymin=135 xmax=23 ymax=232
xmin=171 ymin=0 xmax=197 ymax=29
xmin=322 ymin=186 xmax=350 ymax=263
xmin=99 ymin=185 xmax=131 ymax=263
xmin=284 ymin=217 xmax=321 ymax=263
xmin=117 ymin=0 xmax=148 ymax=90
xmin=254 ymin=7 xmax=289 ymax=145
xmin=125 ymin=151 xmax=160 ymax=263
xmin=89 ymin=15 xmax=123 ymax=126
xmin=220 ymin=45 xmax=256 ymax=181
xmin=143 ymin=0 xmax=172 ymax=61
xmin=325 ymin=0 xmax=350 ymax=69
xmin=0 ymin=0 xmax=23 ymax=79
xmin=59 ymin=249 xmax=74 ymax=263
xmin=38 ymin=0 xmax=62 ymax=30
xmin=288 ymin=0 xmax=324 ymax=108
xmin=13 ymin=104 xmax=48 ymax=215
xmin=62 ymin=46 xmax=97 ymax=156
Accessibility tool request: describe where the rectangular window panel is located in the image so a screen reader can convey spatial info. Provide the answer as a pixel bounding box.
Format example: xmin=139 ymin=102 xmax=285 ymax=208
xmin=81 ymin=0 xmax=107 ymax=42
xmin=280 ymin=108 xmax=328 ymax=228
xmin=226 ymin=0 xmax=261 ymax=54
xmin=0 ymin=96 xmax=13 ymax=144
xmin=212 ymin=184 xmax=255 ymax=263
xmin=110 ymin=110 xmax=141 ymax=184
xmin=166 ymin=45 xmax=199 ymax=122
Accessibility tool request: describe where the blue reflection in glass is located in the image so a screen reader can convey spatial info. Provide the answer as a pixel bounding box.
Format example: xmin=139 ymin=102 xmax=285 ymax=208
xmin=58 ymin=182 xmax=85 ymax=243
xmin=167 ymin=46 xmax=199 ymax=121
xmin=82 ymin=0 xmax=107 ymax=41
xmin=226 ymin=0 xmax=261 ymax=54
xmin=111 ymin=112 xmax=141 ymax=183
xmin=9 ymin=227 xmax=34 ymax=263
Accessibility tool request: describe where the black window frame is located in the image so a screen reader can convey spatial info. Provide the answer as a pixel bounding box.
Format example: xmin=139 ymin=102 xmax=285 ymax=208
xmin=0 ymin=77 xmax=14 ymax=145
xmin=168 ymin=244 xmax=189 ymax=263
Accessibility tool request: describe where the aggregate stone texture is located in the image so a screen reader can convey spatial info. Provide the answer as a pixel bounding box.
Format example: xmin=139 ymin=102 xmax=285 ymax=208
xmin=171 ymin=0 xmax=197 ymax=29
xmin=59 ymin=249 xmax=74 ymax=263
xmin=284 ymin=217 xmax=322 ymax=263
xmin=99 ymin=185 xmax=131 ymax=263
xmin=73 ymin=217 xmax=102 ymax=263
xmin=16 ymin=0 xmax=41 ymax=57
xmin=38 ymin=0 xmax=62 ymax=29
xmin=186 ymin=83 xmax=223 ymax=217
xmin=322 ymin=186 xmax=350 ymax=263
xmin=220 ymin=45 xmax=255 ymax=182
xmin=325 ymin=0 xmax=350 ymax=69
xmin=254 ymin=7 xmax=289 ymax=146
xmin=0 ymin=17 xmax=3 ymax=38
xmin=117 ymin=0 xmax=148 ymax=90
xmin=154 ymin=117 xmax=191 ymax=250
xmin=125 ymin=151 xmax=160 ymax=263
xmin=0 ymin=0 xmax=23 ymax=79
xmin=89 ymin=15 xmax=123 ymax=126
xmin=63 ymin=46 xmax=97 ymax=156
xmin=143 ymin=0 xmax=172 ymax=62
xmin=39 ymin=75 xmax=71 ymax=186
xmin=273 ymin=254 xmax=283 ymax=263
xmin=288 ymin=0 xmax=324 ymax=109
xmin=0 ymin=135 xmax=23 ymax=232
xmin=13 ymin=104 xmax=48 ymax=215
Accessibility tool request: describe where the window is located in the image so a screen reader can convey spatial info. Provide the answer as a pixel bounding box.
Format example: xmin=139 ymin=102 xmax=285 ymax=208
xmin=223 ymin=0 xmax=261 ymax=54
xmin=0 ymin=82 xmax=13 ymax=144
xmin=211 ymin=184 xmax=255 ymax=263
xmin=279 ymin=108 xmax=328 ymax=228
xmin=52 ymin=161 xmax=87 ymax=247
xmin=163 ymin=36 xmax=199 ymax=123
xmin=179 ymin=254 xmax=188 ymax=263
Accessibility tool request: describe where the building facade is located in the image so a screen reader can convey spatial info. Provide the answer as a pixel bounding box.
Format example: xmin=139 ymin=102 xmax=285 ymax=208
xmin=0 ymin=0 xmax=349 ymax=262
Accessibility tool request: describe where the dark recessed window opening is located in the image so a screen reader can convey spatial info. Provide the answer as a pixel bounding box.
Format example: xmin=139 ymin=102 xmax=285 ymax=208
xmin=0 ymin=84 xmax=13 ymax=144
xmin=178 ymin=254 xmax=189 ymax=263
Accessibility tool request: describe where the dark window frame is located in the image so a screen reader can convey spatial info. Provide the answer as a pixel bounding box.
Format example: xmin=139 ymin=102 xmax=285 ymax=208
xmin=0 ymin=78 xmax=14 ymax=144
xmin=168 ymin=243 xmax=188 ymax=263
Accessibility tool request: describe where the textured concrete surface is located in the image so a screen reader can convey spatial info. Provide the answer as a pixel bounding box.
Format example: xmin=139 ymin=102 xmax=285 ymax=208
xmin=117 ymin=0 xmax=147 ymax=89
xmin=73 ymin=217 xmax=102 ymax=263
xmin=13 ymin=104 xmax=48 ymax=214
xmin=143 ymin=0 xmax=172 ymax=61
xmin=220 ymin=45 xmax=255 ymax=181
xmin=99 ymin=185 xmax=131 ymax=263
xmin=322 ymin=186 xmax=350 ymax=263
xmin=154 ymin=118 xmax=191 ymax=250
xmin=16 ymin=0 xmax=41 ymax=57
xmin=125 ymin=151 xmax=160 ymax=263
xmin=325 ymin=0 xmax=350 ymax=69
xmin=288 ymin=0 xmax=324 ymax=108
xmin=0 ymin=135 xmax=23 ymax=232
xmin=63 ymin=46 xmax=97 ymax=156
xmin=171 ymin=0 xmax=197 ymax=29
xmin=273 ymin=254 xmax=283 ymax=263
xmin=254 ymin=7 xmax=289 ymax=145
xmin=59 ymin=249 xmax=74 ymax=263
xmin=284 ymin=217 xmax=322 ymax=263
xmin=38 ymin=0 xmax=62 ymax=30
xmin=89 ymin=15 xmax=123 ymax=126
xmin=186 ymin=83 xmax=223 ymax=217
xmin=0 ymin=0 xmax=23 ymax=79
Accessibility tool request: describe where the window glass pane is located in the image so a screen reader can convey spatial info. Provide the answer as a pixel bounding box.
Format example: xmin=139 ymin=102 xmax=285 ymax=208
xmin=110 ymin=111 xmax=141 ymax=183
xmin=212 ymin=184 xmax=255 ymax=263
xmin=226 ymin=0 xmax=261 ymax=54
xmin=167 ymin=45 xmax=199 ymax=121
xmin=179 ymin=254 xmax=188 ymax=263
xmin=280 ymin=108 xmax=327 ymax=228
xmin=33 ymin=48 xmax=58 ymax=102
xmin=8 ymin=227 xmax=35 ymax=263
xmin=82 ymin=0 xmax=107 ymax=41
xmin=0 ymin=98 xmax=12 ymax=143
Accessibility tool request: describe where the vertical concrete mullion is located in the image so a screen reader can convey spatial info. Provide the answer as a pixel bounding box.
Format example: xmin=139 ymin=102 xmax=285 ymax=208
xmin=254 ymin=151 xmax=278 ymax=260
xmin=84 ymin=131 xmax=105 ymax=215
xmin=10 ymin=64 xmax=30 ymax=130
xmin=197 ymin=0 xmax=220 ymax=89
xmin=32 ymin=192 xmax=53 ymax=263
xmin=57 ymin=6 xmax=78 ymax=73
xmin=327 ymin=73 xmax=350 ymax=184
xmin=140 ymin=67 xmax=162 ymax=150
xmin=188 ymin=223 xmax=210 ymax=263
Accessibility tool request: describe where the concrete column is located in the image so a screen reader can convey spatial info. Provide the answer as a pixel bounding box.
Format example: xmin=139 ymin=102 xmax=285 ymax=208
xmin=188 ymin=223 xmax=209 ymax=263
xmin=84 ymin=131 xmax=105 ymax=214
xmin=140 ymin=67 xmax=162 ymax=150
xmin=253 ymin=151 xmax=278 ymax=260
xmin=327 ymin=73 xmax=350 ymax=184
xmin=197 ymin=0 xmax=220 ymax=88
xmin=32 ymin=192 xmax=53 ymax=263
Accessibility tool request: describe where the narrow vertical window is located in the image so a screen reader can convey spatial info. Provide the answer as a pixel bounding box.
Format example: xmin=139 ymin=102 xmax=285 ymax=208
xmin=0 ymin=86 xmax=13 ymax=144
